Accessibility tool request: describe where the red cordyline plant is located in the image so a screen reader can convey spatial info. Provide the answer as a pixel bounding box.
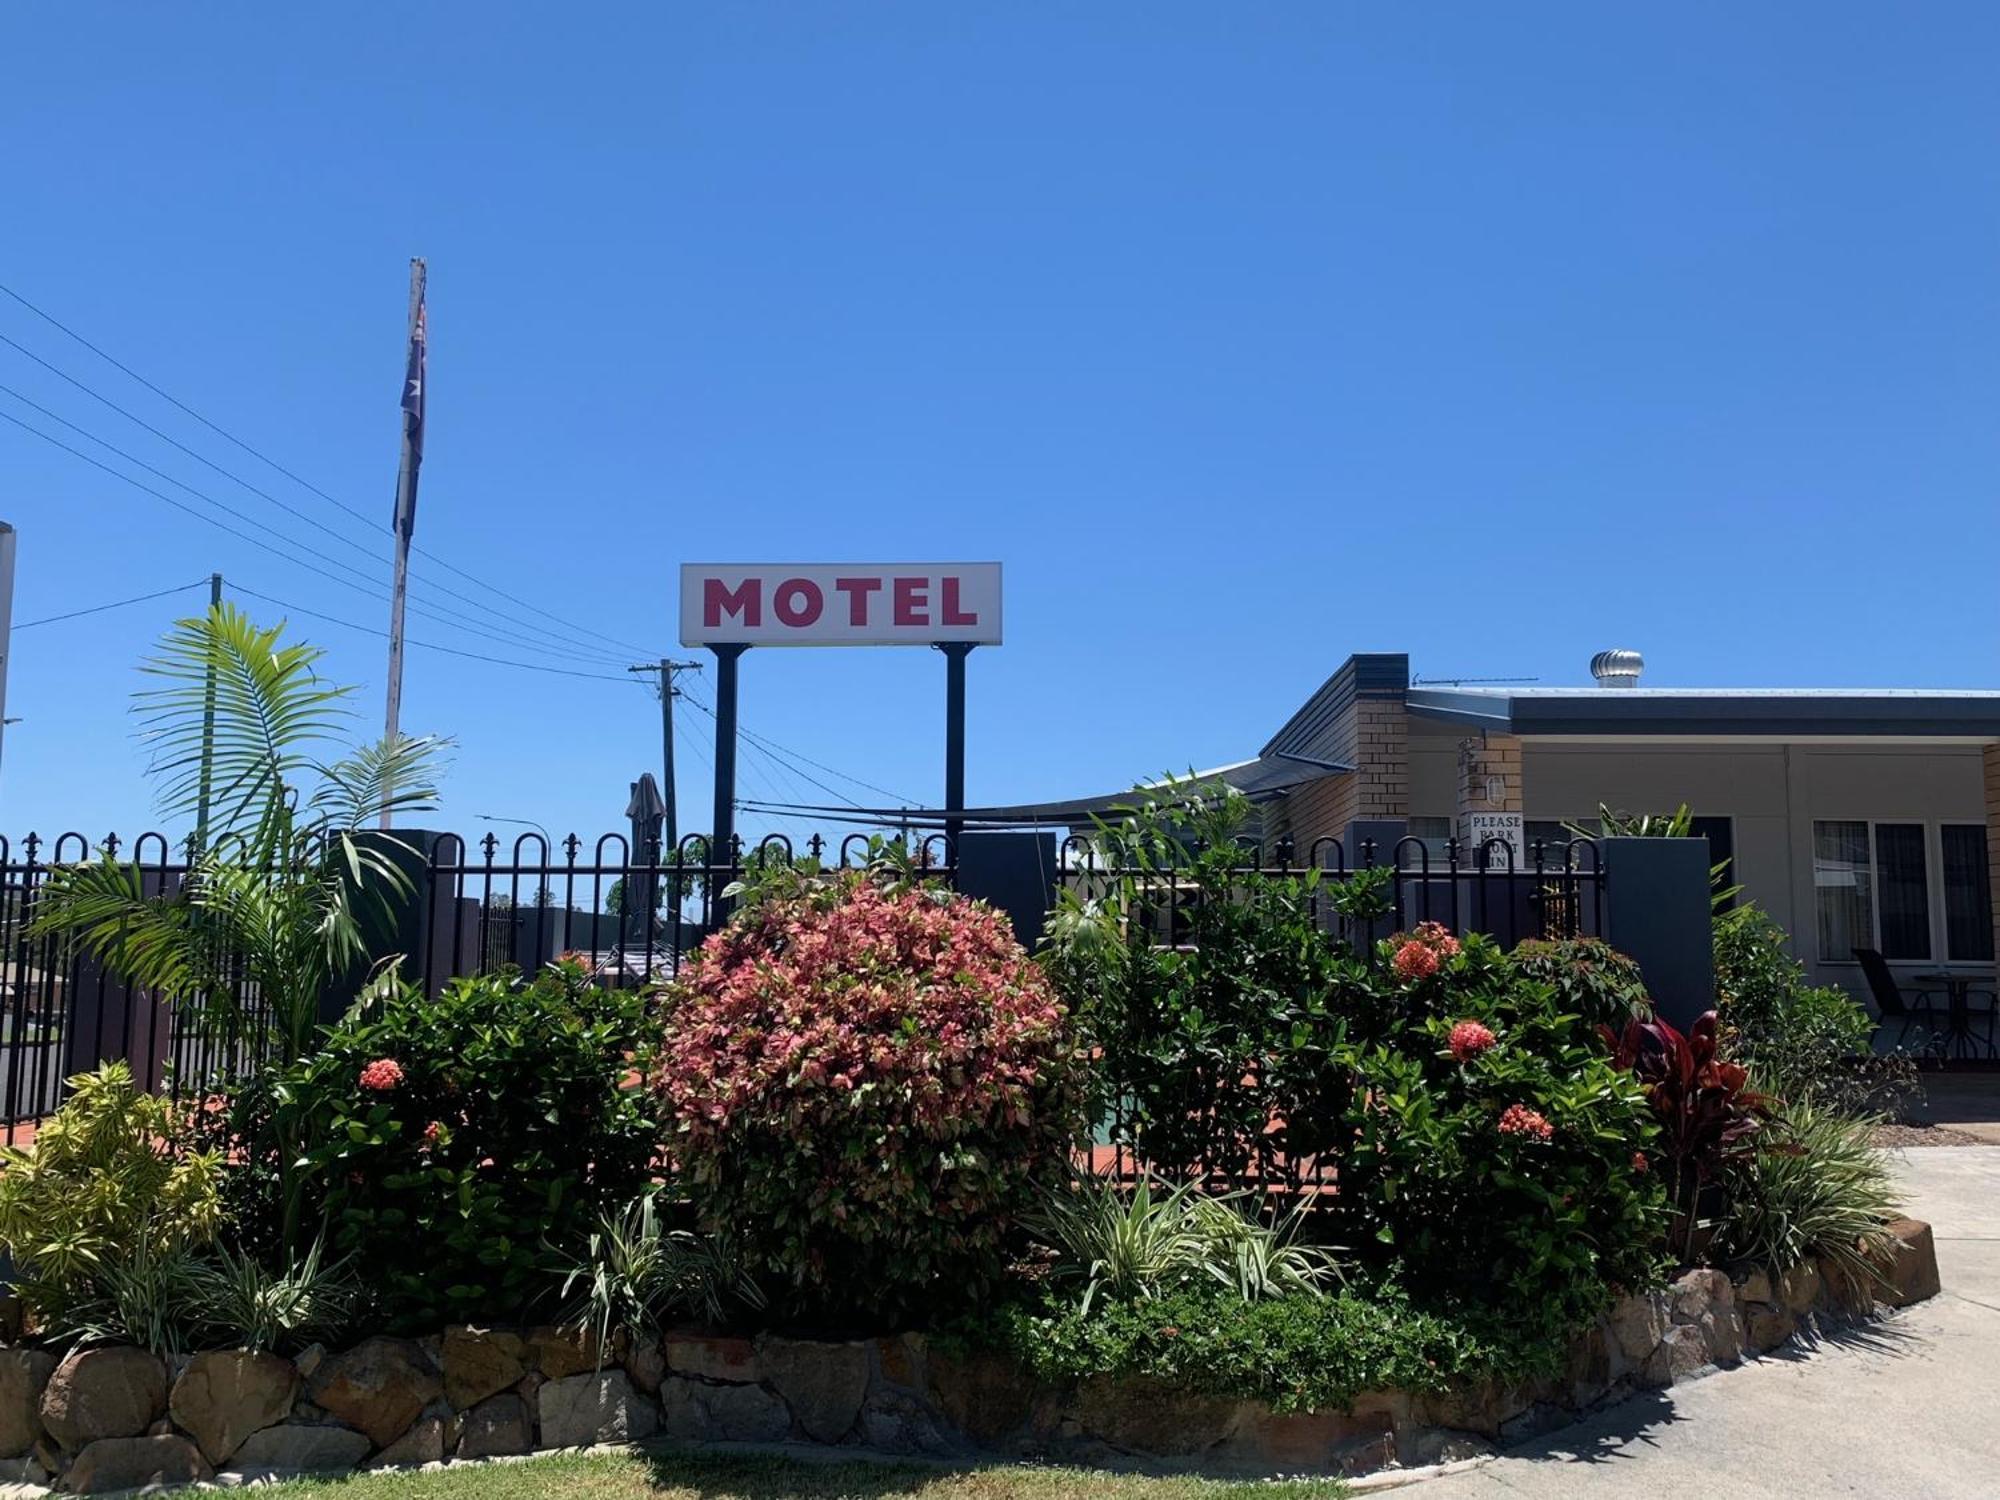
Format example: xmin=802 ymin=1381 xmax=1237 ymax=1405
xmin=1601 ymin=1009 xmax=1770 ymax=1261
xmin=652 ymin=868 xmax=1083 ymax=1321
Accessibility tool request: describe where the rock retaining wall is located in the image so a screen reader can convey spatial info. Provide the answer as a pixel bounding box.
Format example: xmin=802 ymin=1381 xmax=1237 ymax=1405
xmin=0 ymin=1218 xmax=1941 ymax=1493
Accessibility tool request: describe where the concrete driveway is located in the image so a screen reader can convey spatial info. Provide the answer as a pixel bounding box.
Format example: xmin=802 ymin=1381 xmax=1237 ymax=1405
xmin=1421 ymin=1145 xmax=2000 ymax=1499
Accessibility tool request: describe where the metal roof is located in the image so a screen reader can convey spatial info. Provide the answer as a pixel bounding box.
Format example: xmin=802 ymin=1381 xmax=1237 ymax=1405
xmin=1405 ymin=686 xmax=2000 ymax=738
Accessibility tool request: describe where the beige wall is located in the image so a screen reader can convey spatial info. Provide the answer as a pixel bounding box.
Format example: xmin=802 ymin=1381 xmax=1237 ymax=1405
xmin=1406 ymin=732 xmax=1992 ymax=992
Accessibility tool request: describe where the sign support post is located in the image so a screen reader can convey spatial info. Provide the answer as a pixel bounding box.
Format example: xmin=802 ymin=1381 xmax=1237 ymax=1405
xmin=709 ymin=643 xmax=748 ymax=878
xmin=937 ymin=642 xmax=974 ymax=859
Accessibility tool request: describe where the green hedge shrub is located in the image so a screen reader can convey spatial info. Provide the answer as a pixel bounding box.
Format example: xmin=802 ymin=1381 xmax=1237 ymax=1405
xmin=1714 ymin=905 xmax=1916 ymax=1114
xmin=1334 ymin=930 xmax=1665 ymax=1333
xmin=1509 ymin=937 xmax=1652 ymax=1028
xmin=223 ymin=958 xmax=658 ymax=1329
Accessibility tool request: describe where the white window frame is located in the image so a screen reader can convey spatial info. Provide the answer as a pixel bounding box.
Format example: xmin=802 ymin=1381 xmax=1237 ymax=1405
xmin=1813 ymin=818 xmax=1993 ymax=967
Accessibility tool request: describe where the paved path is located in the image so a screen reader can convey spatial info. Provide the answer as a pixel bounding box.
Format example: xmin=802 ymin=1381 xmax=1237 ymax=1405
xmin=1422 ymin=1146 xmax=2000 ymax=1499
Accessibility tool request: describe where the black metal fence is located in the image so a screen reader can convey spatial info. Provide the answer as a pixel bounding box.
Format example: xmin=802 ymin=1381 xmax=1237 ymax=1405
xmin=0 ymin=826 xmax=1601 ymax=1145
xmin=415 ymin=830 xmax=956 ymax=995
xmin=0 ymin=833 xmax=277 ymax=1143
xmin=1054 ymin=833 xmax=1604 ymax=952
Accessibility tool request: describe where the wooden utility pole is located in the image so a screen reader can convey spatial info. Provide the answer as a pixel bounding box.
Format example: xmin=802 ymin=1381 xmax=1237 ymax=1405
xmin=627 ymin=658 xmax=702 ymax=858
xmin=194 ymin=572 xmax=223 ymax=849
xmin=381 ymin=258 xmax=426 ymax=828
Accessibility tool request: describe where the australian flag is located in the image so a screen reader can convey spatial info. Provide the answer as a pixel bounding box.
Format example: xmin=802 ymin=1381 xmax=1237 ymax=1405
xmin=394 ymin=296 xmax=427 ymax=536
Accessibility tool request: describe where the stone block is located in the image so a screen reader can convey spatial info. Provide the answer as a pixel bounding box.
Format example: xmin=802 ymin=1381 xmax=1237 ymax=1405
xmin=1735 ymin=1267 xmax=1774 ymax=1306
xmin=0 ymin=1349 xmax=55 ymax=1459
xmin=224 ymin=1421 xmax=371 ymax=1475
xmin=442 ymin=1325 xmax=527 ymax=1411
xmin=456 ymin=1393 xmax=531 ymax=1459
xmin=858 ymin=1389 xmax=956 ymax=1455
xmin=309 ymin=1337 xmax=442 ymax=1448
xmin=1070 ymin=1375 xmax=1243 ymax=1457
xmin=757 ymin=1336 xmax=870 ymax=1444
xmin=1875 ymin=1219 xmax=1943 ymax=1307
xmin=39 ymin=1347 xmax=167 ymax=1452
xmin=528 ymin=1325 xmax=606 ymax=1381
xmin=169 ymin=1349 xmax=298 ymax=1465
xmin=1607 ymin=1291 xmax=1668 ymax=1364
xmin=662 ymin=1377 xmax=791 ymax=1444
xmin=1217 ymin=1404 xmax=1393 ymax=1473
xmin=1778 ymin=1261 xmax=1822 ymax=1315
xmin=1669 ymin=1267 xmax=1732 ymax=1324
xmin=926 ymin=1347 xmax=1036 ymax=1446
xmin=1745 ymin=1304 xmax=1797 ymax=1353
xmin=664 ymin=1332 xmax=760 ymax=1384
xmin=623 ymin=1342 xmax=667 ymax=1396
xmin=874 ymin=1332 xmax=926 ymax=1390
xmin=364 ymin=1413 xmax=446 ymax=1468
xmin=63 ymin=1433 xmax=210 ymax=1493
xmin=537 ymin=1370 xmax=658 ymax=1448
xmin=1660 ymin=1325 xmax=1710 ymax=1381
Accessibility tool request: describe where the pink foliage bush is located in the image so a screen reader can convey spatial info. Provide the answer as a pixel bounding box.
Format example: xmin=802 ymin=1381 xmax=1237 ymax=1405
xmin=652 ymin=872 xmax=1082 ymax=1318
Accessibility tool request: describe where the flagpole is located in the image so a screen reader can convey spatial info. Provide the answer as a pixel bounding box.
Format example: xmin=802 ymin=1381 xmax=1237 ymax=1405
xmin=381 ymin=256 xmax=426 ymax=829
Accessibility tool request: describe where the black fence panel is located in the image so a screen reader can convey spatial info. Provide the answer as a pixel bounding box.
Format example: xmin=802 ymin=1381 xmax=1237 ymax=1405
xmin=0 ymin=825 xmax=1603 ymax=1152
xmin=0 ymin=833 xmax=278 ymax=1144
xmin=415 ymin=830 xmax=959 ymax=996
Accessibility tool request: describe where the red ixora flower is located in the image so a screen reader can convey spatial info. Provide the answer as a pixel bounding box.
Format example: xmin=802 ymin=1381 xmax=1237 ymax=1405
xmin=1411 ymin=921 xmax=1462 ymax=959
xmin=1498 ymin=1104 xmax=1554 ymax=1141
xmin=1392 ymin=940 xmax=1441 ymax=982
xmin=423 ymin=1121 xmax=443 ymax=1148
xmin=1631 ymin=1151 xmax=1650 ymax=1174
xmin=1448 ymin=1019 xmax=1497 ymax=1061
xmin=358 ymin=1057 xmax=405 ymax=1092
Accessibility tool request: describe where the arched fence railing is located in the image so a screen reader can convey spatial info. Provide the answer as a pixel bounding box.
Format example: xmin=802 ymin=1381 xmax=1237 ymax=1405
xmin=0 ymin=827 xmax=1603 ymax=1144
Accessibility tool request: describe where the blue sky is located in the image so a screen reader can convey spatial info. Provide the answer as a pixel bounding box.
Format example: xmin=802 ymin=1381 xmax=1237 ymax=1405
xmin=3 ymin=4 xmax=1997 ymax=848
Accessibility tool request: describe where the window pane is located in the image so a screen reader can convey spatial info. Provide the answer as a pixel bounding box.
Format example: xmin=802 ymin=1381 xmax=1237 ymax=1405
xmin=1874 ymin=823 xmax=1931 ymax=961
xmin=1942 ymin=824 xmax=1993 ymax=963
xmin=1813 ymin=821 xmax=1873 ymax=962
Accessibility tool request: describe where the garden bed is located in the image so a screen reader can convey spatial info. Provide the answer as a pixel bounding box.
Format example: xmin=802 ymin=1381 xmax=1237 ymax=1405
xmin=0 ymin=1220 xmax=1939 ymax=1494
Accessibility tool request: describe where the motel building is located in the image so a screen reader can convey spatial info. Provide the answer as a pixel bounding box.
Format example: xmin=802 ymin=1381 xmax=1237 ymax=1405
xmin=1251 ymin=651 xmax=2000 ymax=1006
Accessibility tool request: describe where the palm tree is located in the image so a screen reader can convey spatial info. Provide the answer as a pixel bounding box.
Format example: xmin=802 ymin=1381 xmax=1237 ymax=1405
xmin=32 ymin=604 xmax=448 ymax=1067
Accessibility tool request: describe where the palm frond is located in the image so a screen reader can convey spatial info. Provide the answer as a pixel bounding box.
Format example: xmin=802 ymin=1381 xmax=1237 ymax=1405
xmin=306 ymin=734 xmax=449 ymax=831
xmin=135 ymin=604 xmax=353 ymax=848
xmin=27 ymin=858 xmax=221 ymax=1002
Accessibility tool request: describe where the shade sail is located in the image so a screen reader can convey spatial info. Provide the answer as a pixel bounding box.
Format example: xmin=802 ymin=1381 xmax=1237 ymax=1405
xmin=733 ymin=752 xmax=1351 ymax=830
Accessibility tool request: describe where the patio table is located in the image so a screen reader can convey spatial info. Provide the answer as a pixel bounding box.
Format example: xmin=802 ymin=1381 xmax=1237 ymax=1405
xmin=1912 ymin=972 xmax=1998 ymax=1061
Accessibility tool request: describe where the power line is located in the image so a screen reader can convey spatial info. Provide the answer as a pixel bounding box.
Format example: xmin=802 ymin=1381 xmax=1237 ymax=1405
xmin=13 ymin=578 xmax=211 ymax=630
xmin=226 ymin=582 xmax=644 ymax=684
xmin=0 ymin=401 xmax=633 ymax=669
xmin=675 ymin=681 xmax=915 ymax=805
xmin=0 ymin=278 xmax=670 ymax=662
xmin=0 ymin=371 xmax=631 ymax=667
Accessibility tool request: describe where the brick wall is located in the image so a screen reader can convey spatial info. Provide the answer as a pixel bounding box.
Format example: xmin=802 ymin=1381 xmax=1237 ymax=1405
xmin=1455 ymin=732 xmax=1524 ymax=844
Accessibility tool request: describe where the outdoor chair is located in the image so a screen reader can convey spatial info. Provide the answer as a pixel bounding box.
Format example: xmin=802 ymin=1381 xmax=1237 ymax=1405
xmin=1853 ymin=948 xmax=1946 ymax=1052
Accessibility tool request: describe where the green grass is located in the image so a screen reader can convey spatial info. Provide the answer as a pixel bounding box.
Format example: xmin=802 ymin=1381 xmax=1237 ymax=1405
xmin=249 ymin=1448 xmax=1347 ymax=1500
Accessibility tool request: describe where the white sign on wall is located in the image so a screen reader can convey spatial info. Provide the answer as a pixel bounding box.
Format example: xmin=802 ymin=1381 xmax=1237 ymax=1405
xmin=1462 ymin=811 xmax=1526 ymax=868
xmin=679 ymin=563 xmax=1003 ymax=647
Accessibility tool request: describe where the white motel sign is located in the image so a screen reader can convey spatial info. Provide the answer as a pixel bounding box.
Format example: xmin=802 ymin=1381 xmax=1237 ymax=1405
xmin=679 ymin=563 xmax=1003 ymax=647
